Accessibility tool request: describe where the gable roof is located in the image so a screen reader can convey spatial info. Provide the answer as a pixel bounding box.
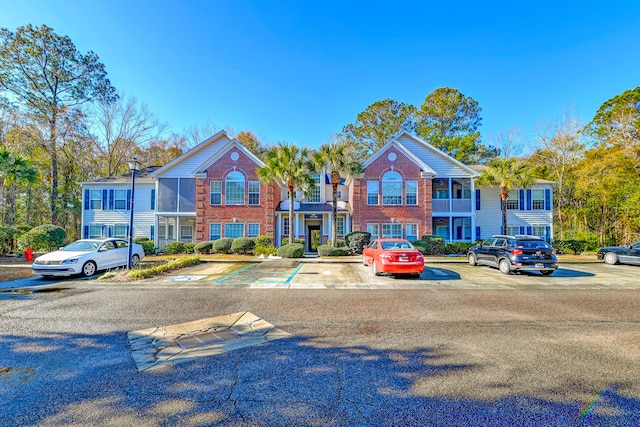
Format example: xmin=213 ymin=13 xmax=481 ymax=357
xmin=363 ymin=139 xmax=437 ymax=177
xmin=390 ymin=130 xmax=480 ymax=177
xmin=150 ymin=130 xmax=265 ymax=178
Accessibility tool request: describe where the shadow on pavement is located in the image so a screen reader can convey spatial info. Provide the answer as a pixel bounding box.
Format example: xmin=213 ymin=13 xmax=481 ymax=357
xmin=2 ymin=331 xmax=637 ymax=426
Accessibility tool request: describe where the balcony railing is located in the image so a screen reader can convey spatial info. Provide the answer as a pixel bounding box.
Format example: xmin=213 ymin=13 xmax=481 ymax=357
xmin=432 ymin=199 xmax=472 ymax=212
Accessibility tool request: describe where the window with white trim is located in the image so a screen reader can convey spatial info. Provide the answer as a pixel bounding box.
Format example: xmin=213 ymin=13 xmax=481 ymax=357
xmin=210 ymin=181 xmax=222 ymax=205
xmin=225 ymin=172 xmax=245 ymax=205
xmin=225 ymin=223 xmax=244 ymax=238
xmin=507 ymin=226 xmax=520 ymax=235
xmin=90 ymin=190 xmax=102 ymax=210
xmin=532 ymin=226 xmax=546 ymax=238
xmin=113 ymin=225 xmax=127 ymax=238
xmin=506 ymin=193 xmax=518 ymax=210
xmin=210 ymin=223 xmax=221 ymax=240
xmin=248 ymin=223 xmax=260 ymax=237
xmin=180 ymin=225 xmax=193 ymax=240
xmin=248 ymin=181 xmax=260 ymax=205
xmin=382 ymin=171 xmax=402 ymax=205
xmin=367 ymin=223 xmax=379 ymax=239
xmin=89 ymin=225 xmax=103 ymax=238
xmin=114 ymin=189 xmax=127 ymax=210
xmin=406 ymin=223 xmax=418 ymax=241
xmin=532 ymin=189 xmax=545 ymax=210
xmin=406 ymin=181 xmax=418 ymax=205
xmin=282 ymin=217 xmax=290 ymax=236
xmin=367 ymin=181 xmax=379 ymax=205
xmin=307 ymin=174 xmax=321 ymax=203
xmin=382 ymin=223 xmax=402 ymax=238
xmin=336 ymin=217 xmax=345 ymax=235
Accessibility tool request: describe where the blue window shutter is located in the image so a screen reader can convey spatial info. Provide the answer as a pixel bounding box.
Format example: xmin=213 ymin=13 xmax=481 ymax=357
xmin=127 ymin=189 xmax=132 ymax=210
xmin=150 ymin=225 xmax=154 ymax=241
xmin=475 ymin=189 xmax=481 ymax=210
xmin=519 ymin=226 xmax=525 ymax=234
xmin=526 ymin=189 xmax=532 ymax=210
xmin=151 ymin=189 xmax=156 ymax=210
xmin=83 ymin=226 xmax=89 ymax=238
xmin=519 ymin=189 xmax=525 ymax=210
xmin=109 ymin=189 xmax=114 ymax=210
xmin=102 ymin=189 xmax=108 ymax=210
xmin=475 ymin=226 xmax=481 ymax=240
xmin=526 ymin=226 xmax=532 ymax=235
xmin=84 ymin=189 xmax=90 ymax=210
xmin=545 ymin=226 xmax=551 ymax=242
xmin=545 ymin=189 xmax=551 ymax=210
xmin=107 ymin=225 xmax=113 ymax=237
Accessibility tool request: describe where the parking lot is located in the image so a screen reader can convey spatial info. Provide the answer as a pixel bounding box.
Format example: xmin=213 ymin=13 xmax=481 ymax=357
xmin=2 ymin=257 xmax=640 ymax=425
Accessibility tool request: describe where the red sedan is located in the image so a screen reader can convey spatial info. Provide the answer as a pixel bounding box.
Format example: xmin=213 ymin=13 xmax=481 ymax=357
xmin=362 ymin=238 xmax=425 ymax=276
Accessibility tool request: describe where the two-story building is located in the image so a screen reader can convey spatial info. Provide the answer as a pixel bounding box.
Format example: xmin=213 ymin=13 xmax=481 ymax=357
xmin=80 ymin=130 xmax=555 ymax=251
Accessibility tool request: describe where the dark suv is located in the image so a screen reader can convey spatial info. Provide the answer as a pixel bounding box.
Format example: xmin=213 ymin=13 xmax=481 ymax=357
xmin=467 ymin=235 xmax=558 ymax=275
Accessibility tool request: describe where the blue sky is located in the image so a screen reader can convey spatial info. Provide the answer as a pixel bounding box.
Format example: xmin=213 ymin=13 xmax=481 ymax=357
xmin=3 ymin=0 xmax=640 ymax=150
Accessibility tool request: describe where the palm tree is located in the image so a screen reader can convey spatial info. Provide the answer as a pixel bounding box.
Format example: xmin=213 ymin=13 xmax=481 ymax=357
xmin=476 ymin=158 xmax=535 ymax=235
xmin=257 ymin=143 xmax=314 ymax=245
xmin=313 ymin=140 xmax=363 ymax=247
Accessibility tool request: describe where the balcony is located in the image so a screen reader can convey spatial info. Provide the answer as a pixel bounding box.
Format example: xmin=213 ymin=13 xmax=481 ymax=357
xmin=432 ymin=199 xmax=472 ymax=213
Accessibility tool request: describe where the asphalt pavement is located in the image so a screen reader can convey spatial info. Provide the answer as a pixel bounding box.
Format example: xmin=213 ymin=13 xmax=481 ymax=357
xmin=1 ymin=258 xmax=639 ymax=426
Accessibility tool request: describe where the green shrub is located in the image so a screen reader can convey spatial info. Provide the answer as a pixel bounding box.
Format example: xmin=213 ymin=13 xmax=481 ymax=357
xmin=317 ymin=244 xmax=351 ymax=257
xmin=134 ymin=238 xmax=156 ymax=255
xmin=344 ymin=231 xmax=371 ymax=254
xmin=164 ymin=241 xmax=186 ymax=254
xmin=0 ymin=225 xmax=20 ymax=255
xmin=444 ymin=242 xmax=474 ymax=255
xmin=254 ymin=245 xmax=278 ymax=256
xmin=18 ymin=224 xmax=66 ymax=252
xmin=231 ymin=237 xmax=256 ymax=254
xmin=552 ymin=239 xmax=587 ymax=255
xmin=411 ymin=240 xmax=429 ymax=255
xmin=420 ymin=235 xmax=446 ymax=255
xmin=128 ymin=256 xmax=201 ymax=279
xmin=281 ymin=238 xmax=305 ymax=246
xmin=194 ymin=240 xmax=214 ymax=254
xmin=254 ymin=235 xmax=273 ymax=247
xmin=183 ymin=242 xmax=195 ymax=254
xmin=327 ymin=239 xmax=347 ymax=247
xmin=212 ymin=238 xmax=234 ymax=254
xmin=277 ymin=243 xmax=304 ymax=258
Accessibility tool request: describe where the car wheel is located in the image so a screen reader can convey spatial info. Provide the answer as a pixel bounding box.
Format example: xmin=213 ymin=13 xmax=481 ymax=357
xmin=468 ymin=253 xmax=477 ymax=266
xmin=372 ymin=261 xmax=380 ymax=276
xmin=131 ymin=254 xmax=140 ymax=268
xmin=82 ymin=261 xmax=97 ymax=277
xmin=541 ymin=270 xmax=554 ymax=276
xmin=603 ymin=252 xmax=619 ymax=265
xmin=362 ymin=255 xmax=367 ymax=266
xmin=498 ymin=259 xmax=512 ymax=275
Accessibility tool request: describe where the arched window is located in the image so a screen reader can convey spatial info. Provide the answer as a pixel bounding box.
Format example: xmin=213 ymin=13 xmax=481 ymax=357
xmin=225 ymin=171 xmax=245 ymax=205
xmin=382 ymin=171 xmax=402 ymax=205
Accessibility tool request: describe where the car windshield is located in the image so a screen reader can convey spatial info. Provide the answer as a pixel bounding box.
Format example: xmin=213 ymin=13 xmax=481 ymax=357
xmin=63 ymin=241 xmax=101 ymax=251
xmin=517 ymin=240 xmax=551 ymax=249
xmin=380 ymin=241 xmax=414 ymax=250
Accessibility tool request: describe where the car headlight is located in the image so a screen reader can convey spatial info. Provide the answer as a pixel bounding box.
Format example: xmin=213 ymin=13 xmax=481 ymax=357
xmin=61 ymin=258 xmax=80 ymax=264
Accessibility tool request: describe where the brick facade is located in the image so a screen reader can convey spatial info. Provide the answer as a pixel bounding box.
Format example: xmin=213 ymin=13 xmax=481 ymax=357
xmin=195 ymin=148 xmax=278 ymax=241
xmin=352 ymin=147 xmax=433 ymax=238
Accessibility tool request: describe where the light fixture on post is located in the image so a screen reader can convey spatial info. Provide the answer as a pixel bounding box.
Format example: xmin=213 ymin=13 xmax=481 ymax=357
xmin=127 ymin=156 xmax=141 ymax=269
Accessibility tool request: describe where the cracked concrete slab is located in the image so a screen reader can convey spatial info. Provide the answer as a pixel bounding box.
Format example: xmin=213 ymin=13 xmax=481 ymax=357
xmin=127 ymin=311 xmax=290 ymax=372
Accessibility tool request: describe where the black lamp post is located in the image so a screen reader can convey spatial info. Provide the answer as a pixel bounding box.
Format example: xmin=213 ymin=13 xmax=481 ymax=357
xmin=127 ymin=156 xmax=141 ymax=269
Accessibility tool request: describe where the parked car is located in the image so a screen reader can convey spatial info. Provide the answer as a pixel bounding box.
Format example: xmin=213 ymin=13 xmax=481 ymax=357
xmin=467 ymin=235 xmax=558 ymax=275
xmin=597 ymin=242 xmax=640 ymax=265
xmin=362 ymin=238 xmax=425 ymax=276
xmin=32 ymin=238 xmax=145 ymax=277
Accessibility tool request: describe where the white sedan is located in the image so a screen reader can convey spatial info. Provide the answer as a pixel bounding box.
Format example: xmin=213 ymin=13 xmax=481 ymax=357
xmin=32 ymin=238 xmax=145 ymax=277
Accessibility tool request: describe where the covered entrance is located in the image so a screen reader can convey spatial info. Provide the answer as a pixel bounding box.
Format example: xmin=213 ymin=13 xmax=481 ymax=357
xmin=306 ymin=222 xmax=321 ymax=253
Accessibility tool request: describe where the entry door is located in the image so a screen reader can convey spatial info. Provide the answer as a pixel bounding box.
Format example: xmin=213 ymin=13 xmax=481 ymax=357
xmin=307 ymin=225 xmax=321 ymax=252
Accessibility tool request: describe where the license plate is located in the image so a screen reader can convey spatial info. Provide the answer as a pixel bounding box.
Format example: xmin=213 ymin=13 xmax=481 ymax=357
xmin=399 ymin=256 xmax=409 ymax=262
xmin=535 ymin=263 xmax=543 ymax=268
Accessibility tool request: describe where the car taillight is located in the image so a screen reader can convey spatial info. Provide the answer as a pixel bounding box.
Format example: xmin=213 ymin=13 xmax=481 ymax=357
xmin=511 ymin=249 xmax=523 ymax=256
